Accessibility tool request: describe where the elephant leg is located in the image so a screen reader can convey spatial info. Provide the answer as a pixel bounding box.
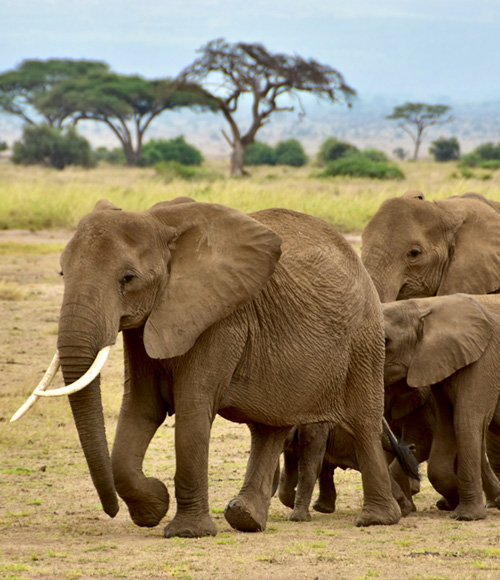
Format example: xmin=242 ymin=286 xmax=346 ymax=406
xmin=485 ymin=429 xmax=500 ymax=507
xmin=451 ymin=411 xmax=487 ymax=521
xmin=224 ymin=423 xmax=290 ymax=532
xmin=313 ymin=463 xmax=337 ymax=514
xmin=289 ymin=423 xmax=329 ymax=522
xmin=112 ymin=400 xmax=169 ymax=528
xmin=278 ymin=432 xmax=299 ymax=509
xmin=388 ymin=459 xmax=416 ymax=515
xmin=164 ymin=405 xmax=217 ymax=538
xmin=112 ymin=332 xmax=170 ymax=528
xmin=480 ymin=436 xmax=500 ymax=510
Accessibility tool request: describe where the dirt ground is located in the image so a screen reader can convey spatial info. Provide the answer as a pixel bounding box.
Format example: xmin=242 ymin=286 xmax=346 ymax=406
xmin=2 ymin=232 xmax=500 ymax=580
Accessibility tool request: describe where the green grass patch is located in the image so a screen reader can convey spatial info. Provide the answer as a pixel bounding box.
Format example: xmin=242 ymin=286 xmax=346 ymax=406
xmin=0 ymin=241 xmax=66 ymax=255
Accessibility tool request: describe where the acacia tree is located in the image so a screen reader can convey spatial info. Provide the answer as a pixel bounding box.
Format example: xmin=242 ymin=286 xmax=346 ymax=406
xmin=37 ymin=71 xmax=218 ymax=166
xmin=387 ymin=102 xmax=454 ymax=160
xmin=0 ymin=59 xmax=109 ymax=127
xmin=177 ymin=38 xmax=356 ymax=176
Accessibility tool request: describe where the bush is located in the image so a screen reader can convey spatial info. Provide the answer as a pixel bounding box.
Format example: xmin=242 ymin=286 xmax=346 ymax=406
xmin=138 ymin=136 xmax=203 ymax=167
xmin=12 ymin=124 xmax=95 ymax=169
xmin=357 ymin=148 xmax=388 ymax=163
xmin=0 ymin=141 xmax=7 ymax=152
xmin=429 ymin=137 xmax=460 ymax=162
xmin=154 ymin=160 xmax=222 ymax=182
xmin=319 ymin=153 xmax=404 ymax=180
xmin=245 ymin=142 xmax=277 ymax=165
xmin=274 ymin=139 xmax=308 ymax=167
xmin=94 ymin=146 xmax=126 ymax=165
xmin=318 ymin=137 xmax=358 ymax=163
xmin=459 ymin=142 xmax=500 ymax=168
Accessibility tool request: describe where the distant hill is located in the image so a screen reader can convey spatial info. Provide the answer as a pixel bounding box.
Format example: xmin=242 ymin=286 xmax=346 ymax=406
xmin=1 ymin=97 xmax=499 ymax=160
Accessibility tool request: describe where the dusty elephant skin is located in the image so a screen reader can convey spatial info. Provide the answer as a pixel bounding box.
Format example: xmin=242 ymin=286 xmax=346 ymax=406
xmin=22 ymin=197 xmax=400 ymax=539
xmin=383 ymin=293 xmax=500 ymax=521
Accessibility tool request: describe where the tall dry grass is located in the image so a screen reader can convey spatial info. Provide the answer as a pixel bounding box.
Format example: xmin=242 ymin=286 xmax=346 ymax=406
xmin=1 ymin=160 xmax=499 ymax=232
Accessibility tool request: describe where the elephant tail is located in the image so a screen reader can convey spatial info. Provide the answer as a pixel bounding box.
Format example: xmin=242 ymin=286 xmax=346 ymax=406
xmin=382 ymin=417 xmax=420 ymax=480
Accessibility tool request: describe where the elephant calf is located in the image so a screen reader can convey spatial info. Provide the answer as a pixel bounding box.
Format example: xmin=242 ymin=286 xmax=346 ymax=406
xmin=384 ymin=293 xmax=500 ymax=521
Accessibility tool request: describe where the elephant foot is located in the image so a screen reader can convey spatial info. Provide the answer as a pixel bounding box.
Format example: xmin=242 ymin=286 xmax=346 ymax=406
xmin=224 ymin=497 xmax=266 ymax=532
xmin=289 ymin=507 xmax=311 ymax=522
xmin=485 ymin=496 xmax=500 ymax=510
xmin=450 ymin=503 xmax=487 ymax=521
xmin=436 ymin=496 xmax=456 ymax=511
xmin=278 ymin=487 xmax=296 ymax=510
xmin=355 ymin=498 xmax=401 ymax=527
xmin=313 ymin=498 xmax=336 ymax=514
xmin=124 ymin=477 xmax=170 ymax=528
xmin=164 ymin=513 xmax=217 ymax=538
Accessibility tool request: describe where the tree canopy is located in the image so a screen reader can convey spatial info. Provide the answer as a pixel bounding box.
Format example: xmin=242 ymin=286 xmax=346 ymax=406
xmin=0 ymin=59 xmax=109 ymax=127
xmin=387 ymin=102 xmax=454 ymax=160
xmin=177 ymin=38 xmax=356 ymax=176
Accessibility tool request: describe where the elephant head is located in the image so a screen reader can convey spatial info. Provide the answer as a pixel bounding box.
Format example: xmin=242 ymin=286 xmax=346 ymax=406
xmin=361 ymin=191 xmax=500 ymax=302
xmin=382 ymin=294 xmax=493 ymax=389
xmin=14 ymin=197 xmax=282 ymax=518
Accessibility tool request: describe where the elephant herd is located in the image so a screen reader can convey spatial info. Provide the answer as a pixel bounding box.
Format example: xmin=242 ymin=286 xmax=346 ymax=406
xmin=11 ymin=190 xmax=500 ymax=538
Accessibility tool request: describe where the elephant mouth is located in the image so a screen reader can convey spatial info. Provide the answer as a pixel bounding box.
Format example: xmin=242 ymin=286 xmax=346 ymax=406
xmin=10 ymin=346 xmax=112 ymax=422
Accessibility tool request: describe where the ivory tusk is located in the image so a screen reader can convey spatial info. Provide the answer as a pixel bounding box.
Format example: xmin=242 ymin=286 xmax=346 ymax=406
xmin=35 ymin=346 xmax=111 ymax=398
xmin=10 ymin=352 xmax=60 ymax=423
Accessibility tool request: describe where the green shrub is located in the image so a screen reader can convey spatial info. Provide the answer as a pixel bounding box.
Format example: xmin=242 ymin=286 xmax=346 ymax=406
xmin=138 ymin=136 xmax=203 ymax=167
xmin=274 ymin=139 xmax=308 ymax=167
xmin=429 ymin=137 xmax=460 ymax=162
xmin=94 ymin=146 xmax=126 ymax=165
xmin=0 ymin=141 xmax=7 ymax=152
xmin=357 ymin=148 xmax=389 ymax=163
xmin=154 ymin=160 xmax=221 ymax=182
xmin=12 ymin=124 xmax=95 ymax=169
xmin=475 ymin=142 xmax=500 ymax=160
xmin=319 ymin=153 xmax=404 ymax=180
xmin=460 ymin=142 xmax=500 ymax=168
xmin=318 ymin=137 xmax=358 ymax=163
xmin=245 ymin=142 xmax=277 ymax=165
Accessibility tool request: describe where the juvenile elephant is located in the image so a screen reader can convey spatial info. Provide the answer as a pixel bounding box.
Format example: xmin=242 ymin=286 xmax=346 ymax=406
xmin=361 ymin=190 xmax=500 ymax=303
xmin=13 ymin=198 xmax=401 ymax=538
xmin=383 ymin=293 xmax=500 ymax=520
xmin=278 ymin=420 xmax=419 ymax=522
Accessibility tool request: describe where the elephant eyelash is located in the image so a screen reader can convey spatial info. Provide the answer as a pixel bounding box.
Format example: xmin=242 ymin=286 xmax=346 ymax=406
xmin=407 ymin=248 xmax=422 ymax=259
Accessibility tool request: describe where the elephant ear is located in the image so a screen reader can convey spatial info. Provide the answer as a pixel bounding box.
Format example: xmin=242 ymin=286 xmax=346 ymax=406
xmin=143 ymin=200 xmax=282 ymax=359
xmin=407 ymin=295 xmax=493 ymax=388
xmin=437 ymin=196 xmax=500 ymax=295
xmin=92 ymin=199 xmax=122 ymax=212
xmin=402 ymin=190 xmax=425 ymax=200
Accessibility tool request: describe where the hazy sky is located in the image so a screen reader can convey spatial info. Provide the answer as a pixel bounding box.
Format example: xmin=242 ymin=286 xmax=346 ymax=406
xmin=1 ymin=0 xmax=499 ymax=103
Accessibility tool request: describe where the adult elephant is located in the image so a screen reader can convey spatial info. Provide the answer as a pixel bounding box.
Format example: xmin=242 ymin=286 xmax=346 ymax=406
xmin=13 ymin=198 xmax=401 ymax=538
xmin=383 ymin=293 xmax=500 ymax=520
xmin=361 ymin=190 xmax=500 ymax=303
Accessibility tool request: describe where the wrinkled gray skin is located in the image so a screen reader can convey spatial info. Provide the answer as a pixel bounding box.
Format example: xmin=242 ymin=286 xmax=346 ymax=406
xmin=277 ymin=422 xmax=418 ymax=521
xmin=384 ymin=293 xmax=500 ymax=521
xmin=361 ymin=190 xmax=500 ymax=303
xmin=56 ymin=197 xmax=400 ymax=539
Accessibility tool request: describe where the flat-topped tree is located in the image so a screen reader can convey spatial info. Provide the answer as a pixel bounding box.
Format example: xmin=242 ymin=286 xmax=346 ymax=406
xmin=177 ymin=38 xmax=356 ymax=176
xmin=38 ymin=72 xmax=218 ymax=166
xmin=387 ymin=102 xmax=454 ymax=161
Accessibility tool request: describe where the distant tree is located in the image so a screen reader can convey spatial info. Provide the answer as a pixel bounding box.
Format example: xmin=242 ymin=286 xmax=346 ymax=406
xmin=387 ymin=102 xmax=454 ymax=160
xmin=275 ymin=139 xmax=308 ymax=167
xmin=318 ymin=137 xmax=358 ymax=163
xmin=0 ymin=141 xmax=7 ymax=152
xmin=177 ymin=38 xmax=355 ymax=176
xmin=392 ymin=147 xmax=408 ymax=161
xmin=12 ymin=123 xmax=95 ymax=169
xmin=0 ymin=59 xmax=109 ymax=127
xmin=429 ymin=137 xmax=460 ymax=162
xmin=39 ymin=71 xmax=217 ymax=166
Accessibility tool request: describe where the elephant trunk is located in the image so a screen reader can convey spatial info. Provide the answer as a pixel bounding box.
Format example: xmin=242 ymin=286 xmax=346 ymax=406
xmin=57 ymin=302 xmax=119 ymax=518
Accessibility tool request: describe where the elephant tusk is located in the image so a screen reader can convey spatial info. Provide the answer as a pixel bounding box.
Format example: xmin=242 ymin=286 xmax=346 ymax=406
xmin=35 ymin=346 xmax=111 ymax=398
xmin=10 ymin=351 xmax=61 ymax=422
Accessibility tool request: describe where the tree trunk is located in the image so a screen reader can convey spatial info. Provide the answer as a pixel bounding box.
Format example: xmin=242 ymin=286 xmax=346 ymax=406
xmin=230 ymin=139 xmax=248 ymax=177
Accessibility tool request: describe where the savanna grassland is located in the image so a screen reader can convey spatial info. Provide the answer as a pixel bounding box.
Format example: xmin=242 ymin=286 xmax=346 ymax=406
xmin=2 ymin=160 xmax=500 ymax=580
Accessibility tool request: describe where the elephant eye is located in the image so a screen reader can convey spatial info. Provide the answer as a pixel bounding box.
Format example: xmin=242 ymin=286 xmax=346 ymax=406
xmin=120 ymin=274 xmax=135 ymax=288
xmin=407 ymin=248 xmax=422 ymax=260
